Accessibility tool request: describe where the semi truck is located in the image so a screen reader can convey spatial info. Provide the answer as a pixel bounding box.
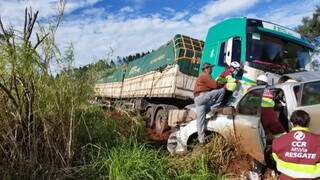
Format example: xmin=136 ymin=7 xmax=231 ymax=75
xmin=94 ymin=17 xmax=314 ymax=139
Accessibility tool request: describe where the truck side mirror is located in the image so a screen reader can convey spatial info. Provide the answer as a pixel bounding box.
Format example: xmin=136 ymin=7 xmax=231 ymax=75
xmin=222 ymin=106 xmax=235 ymax=116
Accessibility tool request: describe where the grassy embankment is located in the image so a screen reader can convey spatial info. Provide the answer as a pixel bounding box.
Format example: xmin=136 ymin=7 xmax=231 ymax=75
xmin=70 ymin=107 xmax=251 ymax=180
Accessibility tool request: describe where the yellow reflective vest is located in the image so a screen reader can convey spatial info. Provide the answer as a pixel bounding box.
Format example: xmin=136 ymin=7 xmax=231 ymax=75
xmin=272 ymin=127 xmax=320 ymax=179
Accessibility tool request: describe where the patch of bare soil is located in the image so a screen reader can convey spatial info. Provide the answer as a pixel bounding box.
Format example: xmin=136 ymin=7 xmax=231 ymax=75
xmin=147 ymin=128 xmax=170 ymax=142
xmin=225 ymin=147 xmax=279 ymax=179
xmin=225 ymin=152 xmax=252 ymax=179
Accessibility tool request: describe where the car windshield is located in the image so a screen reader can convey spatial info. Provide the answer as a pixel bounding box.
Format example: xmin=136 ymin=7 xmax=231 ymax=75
xmin=247 ymin=33 xmax=312 ymax=74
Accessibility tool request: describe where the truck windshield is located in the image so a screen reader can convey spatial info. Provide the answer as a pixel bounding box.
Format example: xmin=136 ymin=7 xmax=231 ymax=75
xmin=247 ymin=33 xmax=312 ymax=74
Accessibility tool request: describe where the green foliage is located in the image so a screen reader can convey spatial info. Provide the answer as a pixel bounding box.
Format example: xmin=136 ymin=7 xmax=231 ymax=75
xmin=75 ymin=111 xmax=240 ymax=180
xmin=297 ymin=6 xmax=320 ymax=40
xmin=121 ymin=51 xmax=151 ymax=64
xmin=100 ymin=141 xmax=167 ymax=180
xmin=296 ymin=5 xmax=320 ymax=71
xmin=0 ymin=4 xmax=105 ymax=178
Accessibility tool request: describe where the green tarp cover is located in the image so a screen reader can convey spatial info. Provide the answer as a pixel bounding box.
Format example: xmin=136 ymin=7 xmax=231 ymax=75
xmin=97 ymin=34 xmax=203 ymax=83
xmin=96 ymin=68 xmax=124 ymax=83
xmin=125 ymin=41 xmax=175 ymax=78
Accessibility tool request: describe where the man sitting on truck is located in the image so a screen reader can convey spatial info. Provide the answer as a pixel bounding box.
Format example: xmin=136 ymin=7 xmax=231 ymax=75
xmin=216 ymin=61 xmax=241 ymax=105
xmin=193 ymin=63 xmax=225 ymax=144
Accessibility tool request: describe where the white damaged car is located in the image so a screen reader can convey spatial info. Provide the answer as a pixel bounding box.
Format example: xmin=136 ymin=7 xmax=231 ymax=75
xmin=167 ymin=72 xmax=320 ymax=164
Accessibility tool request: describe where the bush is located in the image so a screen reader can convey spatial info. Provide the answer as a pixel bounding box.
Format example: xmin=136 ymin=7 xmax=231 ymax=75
xmin=166 ymin=134 xmax=239 ymax=179
xmin=100 ymin=140 xmax=166 ymax=180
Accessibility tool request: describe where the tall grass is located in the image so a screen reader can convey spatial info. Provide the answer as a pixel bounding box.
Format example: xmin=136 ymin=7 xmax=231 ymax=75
xmin=96 ymin=140 xmax=167 ymax=180
xmin=0 ymin=3 xmax=105 ymax=178
xmin=166 ymin=134 xmax=239 ymax=180
xmin=74 ymin=108 xmax=242 ymax=180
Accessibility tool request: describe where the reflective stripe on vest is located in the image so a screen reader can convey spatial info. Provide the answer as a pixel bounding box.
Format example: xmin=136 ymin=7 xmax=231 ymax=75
xmin=272 ymin=153 xmax=320 ymax=179
xmin=225 ymin=75 xmax=237 ymax=91
xmin=239 ymin=81 xmax=256 ymax=95
xmin=261 ymin=97 xmax=275 ymax=107
xmin=225 ymin=82 xmax=237 ymax=91
xmin=261 ymin=88 xmax=275 ymax=108
xmin=292 ymin=126 xmax=310 ymax=132
xmin=216 ymin=76 xmax=228 ymax=84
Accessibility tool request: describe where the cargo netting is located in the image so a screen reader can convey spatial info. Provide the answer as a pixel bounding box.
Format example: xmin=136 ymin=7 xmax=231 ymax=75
xmin=173 ymin=34 xmax=204 ymax=76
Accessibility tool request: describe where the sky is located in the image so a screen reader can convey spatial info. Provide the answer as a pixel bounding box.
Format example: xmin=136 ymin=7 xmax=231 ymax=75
xmin=0 ymin=0 xmax=319 ymax=67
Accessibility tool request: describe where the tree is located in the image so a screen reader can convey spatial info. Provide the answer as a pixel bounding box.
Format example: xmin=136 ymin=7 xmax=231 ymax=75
xmin=297 ymin=6 xmax=320 ymax=39
xmin=297 ymin=6 xmax=320 ymax=71
xmin=109 ymin=60 xmax=116 ymax=68
xmin=116 ymin=56 xmax=122 ymax=64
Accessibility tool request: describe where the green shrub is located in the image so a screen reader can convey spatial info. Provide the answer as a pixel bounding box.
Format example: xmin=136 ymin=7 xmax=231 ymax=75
xmin=166 ymin=134 xmax=238 ymax=180
xmin=77 ymin=140 xmax=167 ymax=180
xmin=106 ymin=140 xmax=167 ymax=180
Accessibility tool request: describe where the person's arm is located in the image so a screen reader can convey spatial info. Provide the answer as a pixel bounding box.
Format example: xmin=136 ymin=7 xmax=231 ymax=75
xmin=204 ymin=75 xmax=218 ymax=89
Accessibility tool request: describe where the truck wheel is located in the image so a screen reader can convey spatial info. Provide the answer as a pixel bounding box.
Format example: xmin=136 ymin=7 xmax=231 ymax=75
xmin=144 ymin=107 xmax=154 ymax=128
xmin=155 ymin=108 xmax=169 ymax=134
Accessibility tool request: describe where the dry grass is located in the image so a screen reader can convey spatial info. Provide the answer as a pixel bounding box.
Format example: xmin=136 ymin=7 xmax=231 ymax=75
xmin=166 ymin=134 xmax=246 ymax=179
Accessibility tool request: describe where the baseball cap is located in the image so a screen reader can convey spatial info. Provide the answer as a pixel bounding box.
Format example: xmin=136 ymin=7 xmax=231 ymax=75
xmin=202 ymin=62 xmax=213 ymax=70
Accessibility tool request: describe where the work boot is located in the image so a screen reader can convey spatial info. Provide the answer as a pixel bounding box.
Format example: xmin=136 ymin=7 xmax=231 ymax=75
xmin=206 ymin=111 xmax=216 ymax=118
xmin=248 ymin=171 xmax=261 ymax=180
xmin=252 ymin=159 xmax=265 ymax=180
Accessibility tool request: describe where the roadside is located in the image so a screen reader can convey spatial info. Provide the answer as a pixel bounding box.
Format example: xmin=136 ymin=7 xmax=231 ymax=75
xmin=74 ymin=107 xmax=257 ymax=179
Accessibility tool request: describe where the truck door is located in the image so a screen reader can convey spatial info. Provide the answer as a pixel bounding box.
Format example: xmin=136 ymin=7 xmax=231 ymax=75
xmin=234 ymin=88 xmax=266 ymax=163
xmin=226 ymin=36 xmax=242 ymax=66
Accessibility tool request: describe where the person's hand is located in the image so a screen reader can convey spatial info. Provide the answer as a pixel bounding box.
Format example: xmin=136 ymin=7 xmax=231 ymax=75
xmin=217 ymin=81 xmax=224 ymax=88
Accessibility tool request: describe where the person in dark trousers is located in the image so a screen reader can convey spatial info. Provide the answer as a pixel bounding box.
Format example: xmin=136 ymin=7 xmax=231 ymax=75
xmin=249 ymin=74 xmax=287 ymax=179
xmin=260 ymin=86 xmax=286 ymax=137
xmin=272 ymin=110 xmax=320 ymax=179
xmin=193 ymin=63 xmax=225 ymax=144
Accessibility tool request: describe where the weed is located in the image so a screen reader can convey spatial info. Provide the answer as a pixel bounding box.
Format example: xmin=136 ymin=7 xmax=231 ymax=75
xmin=166 ymin=134 xmax=242 ymax=180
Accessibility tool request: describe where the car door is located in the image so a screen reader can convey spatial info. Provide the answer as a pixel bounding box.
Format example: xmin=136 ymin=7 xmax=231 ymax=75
xmin=294 ymin=80 xmax=320 ymax=134
xmin=234 ymin=88 xmax=266 ymax=163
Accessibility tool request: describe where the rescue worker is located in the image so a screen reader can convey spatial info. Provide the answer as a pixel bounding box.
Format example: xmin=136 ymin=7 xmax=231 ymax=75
xmin=251 ymin=74 xmax=272 ymax=180
xmin=244 ymin=74 xmax=268 ymax=94
xmin=216 ymin=61 xmax=241 ymax=105
xmin=193 ymin=63 xmax=225 ymax=144
xmin=272 ymin=110 xmax=320 ymax=179
xmin=260 ymin=82 xmax=286 ymax=137
xmin=253 ymin=74 xmax=289 ymax=179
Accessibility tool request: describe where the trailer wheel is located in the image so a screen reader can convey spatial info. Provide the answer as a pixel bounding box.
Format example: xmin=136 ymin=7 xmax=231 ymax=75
xmin=144 ymin=107 xmax=154 ymax=128
xmin=155 ymin=108 xmax=169 ymax=134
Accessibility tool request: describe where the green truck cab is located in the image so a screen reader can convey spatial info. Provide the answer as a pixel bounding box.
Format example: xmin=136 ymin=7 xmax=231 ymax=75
xmin=201 ymin=17 xmax=314 ymax=84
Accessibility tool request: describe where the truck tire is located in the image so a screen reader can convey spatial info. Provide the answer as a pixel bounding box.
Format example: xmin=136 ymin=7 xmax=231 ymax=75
xmin=144 ymin=106 xmax=154 ymax=128
xmin=155 ymin=108 xmax=169 ymax=134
